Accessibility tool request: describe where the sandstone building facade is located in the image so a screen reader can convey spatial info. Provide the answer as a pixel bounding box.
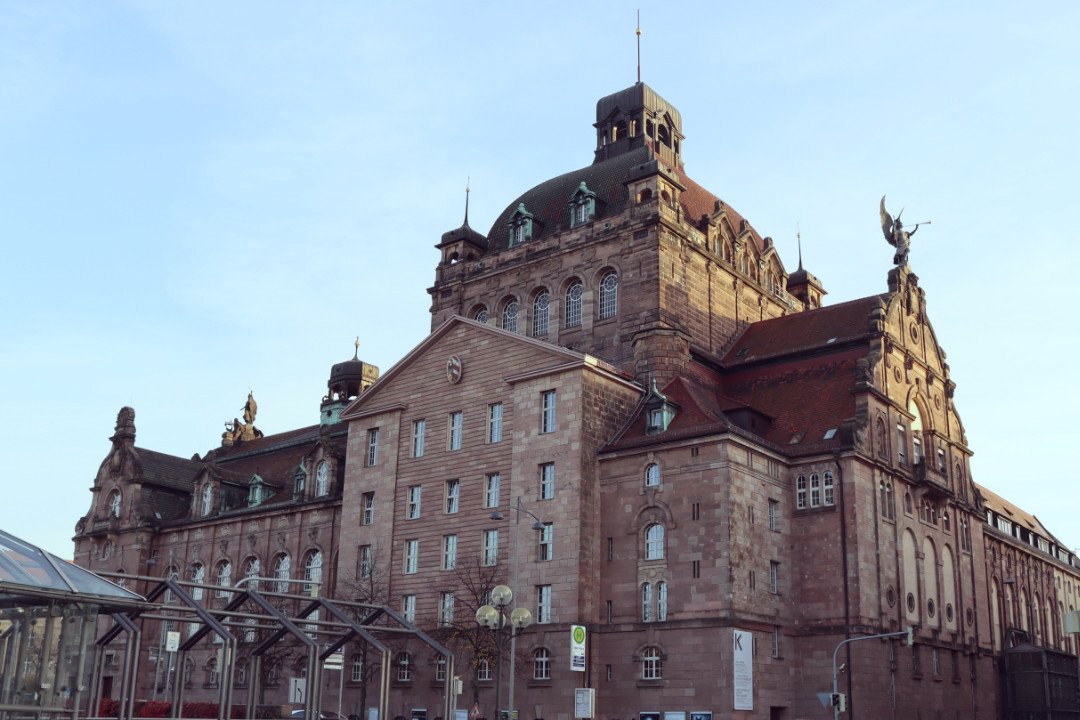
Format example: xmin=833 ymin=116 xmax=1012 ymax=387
xmin=74 ymin=81 xmax=1079 ymax=719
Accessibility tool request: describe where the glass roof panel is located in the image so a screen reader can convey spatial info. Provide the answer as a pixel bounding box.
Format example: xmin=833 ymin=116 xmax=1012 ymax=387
xmin=0 ymin=529 xmax=143 ymax=601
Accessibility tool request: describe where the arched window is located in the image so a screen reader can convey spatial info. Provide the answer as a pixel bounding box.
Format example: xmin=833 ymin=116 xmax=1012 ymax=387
xmin=955 ymin=462 xmax=967 ymax=499
xmin=642 ymin=583 xmax=653 ymax=622
xmin=942 ymin=511 xmax=951 ymax=533
xmin=107 ymin=490 xmax=122 ymax=518
xmin=501 ymin=299 xmax=518 ymax=333
xmin=304 ymin=550 xmax=323 ymax=596
xmin=274 ymin=554 xmax=291 ymax=593
xmin=642 ymin=647 xmax=662 ymax=680
xmin=396 ymin=652 xmax=412 ymax=682
xmin=645 ymin=464 xmax=660 ymax=487
xmin=612 ymin=120 xmax=627 ymax=142
xmin=244 ymin=557 xmax=260 ymax=590
xmin=877 ymin=418 xmax=887 ymax=456
xmin=637 ymin=188 xmax=653 ymax=204
xmin=215 ymin=560 xmax=232 ymax=597
xmin=201 ymin=485 xmax=213 ymax=516
xmin=474 ymin=307 xmax=488 ymax=324
xmin=910 ymin=401 xmax=924 ymax=465
xmin=822 ymin=472 xmax=835 ymax=506
xmin=810 ymin=473 xmax=821 ymax=506
xmin=904 ymin=492 xmax=913 ymax=515
xmin=315 ymin=461 xmax=329 ymax=497
xmin=435 ymin=656 xmax=447 ymax=682
xmin=565 ymin=282 xmax=583 ymax=328
xmin=533 ymin=648 xmax=551 ymax=680
xmin=645 ymin=524 xmax=665 ymax=560
xmin=657 ymin=581 xmax=668 ymax=621
xmin=796 ymin=475 xmax=807 ymax=509
xmin=598 ymin=272 xmax=618 ymax=319
xmin=476 ymin=659 xmax=491 ymax=681
xmin=188 ymin=564 xmax=205 ymax=636
xmin=886 ymin=483 xmax=895 ymax=518
xmin=532 ymin=291 xmax=550 ymax=336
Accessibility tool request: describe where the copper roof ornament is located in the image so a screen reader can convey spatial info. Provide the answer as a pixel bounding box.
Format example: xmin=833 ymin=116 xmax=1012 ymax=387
xmin=880 ymin=195 xmax=931 ymax=267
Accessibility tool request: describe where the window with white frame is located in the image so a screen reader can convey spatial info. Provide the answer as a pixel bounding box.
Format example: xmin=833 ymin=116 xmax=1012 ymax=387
xmin=358 ymin=545 xmax=371 ymax=579
xmin=408 ymin=486 xmax=421 ymax=519
xmin=474 ymin=307 xmax=488 ymax=323
xmin=488 ymin=404 xmax=503 ymax=443
xmin=810 ymin=473 xmax=821 ymax=506
xmin=477 ymin=659 xmax=491 ymax=681
xmin=445 ymin=479 xmax=460 ymax=514
xmin=768 ymin=500 xmax=778 ymax=531
xmin=412 ymin=420 xmax=426 ymax=458
xmin=502 ymin=299 xmax=519 ymax=333
xmin=351 ymin=655 xmax=363 ymax=682
xmin=244 ymin=556 xmax=259 ymax=590
xmin=107 ymin=489 xmax=122 ymax=518
xmin=645 ymin=524 xmax=665 ymax=560
xmin=216 ymin=560 xmax=232 ymax=597
xmin=315 ymin=461 xmax=330 ymax=496
xmin=897 ymin=424 xmax=907 ymax=465
xmin=483 ymin=529 xmax=498 ymax=566
xmin=771 ymin=627 xmax=780 ymax=658
xmin=397 ymin=652 xmax=412 ymax=682
xmin=404 ymin=540 xmax=418 ymax=574
xmin=532 ymin=291 xmax=550 ymax=336
xmin=541 ymin=390 xmax=556 ymax=432
xmin=565 ymin=282 xmax=583 ymax=328
xmin=537 ymin=523 xmax=553 ymax=561
xmin=440 ymin=592 xmax=455 ymax=627
xmin=435 ymin=656 xmax=447 ymax=682
xmin=823 ymin=472 xmax=835 ymax=506
xmin=769 ymin=561 xmax=780 ymax=594
xmin=402 ymin=594 xmax=416 ymax=622
xmin=645 ymin=464 xmax=660 ymax=487
xmin=539 ymin=463 xmax=555 ymax=500
xmin=485 ymin=473 xmax=501 ymax=508
xmin=798 ymin=472 xmax=834 ymax=509
xmin=304 ymin=550 xmax=322 ymax=596
xmin=657 ymin=581 xmax=668 ymax=620
xmin=364 ymin=428 xmax=379 ymax=467
xmin=442 ymin=535 xmax=457 ymax=570
xmin=448 ymin=411 xmax=463 ymax=451
xmin=533 ymin=648 xmax=551 ymax=680
xmin=274 ymin=554 xmax=290 ymax=593
xmin=187 ymin=564 xmax=204 ymax=636
xmin=362 ymin=492 xmax=375 ymax=525
xmin=642 ymin=647 xmax=662 ymax=680
xmin=796 ymin=475 xmax=807 ymax=509
xmin=642 ymin=583 xmax=653 ymax=622
xmin=537 ymin=584 xmax=552 ymax=623
xmin=598 ymin=271 xmax=618 ymax=319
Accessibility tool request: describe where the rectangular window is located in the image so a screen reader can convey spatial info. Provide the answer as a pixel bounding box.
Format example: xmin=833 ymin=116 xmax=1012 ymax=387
xmin=692 ymin=502 xmax=700 ymax=521
xmin=402 ymin=594 xmax=416 ymax=623
xmin=771 ymin=627 xmax=781 ymax=658
xmin=445 ymin=479 xmax=459 ymax=514
xmin=537 ymin=523 xmax=553 ymax=561
xmin=367 ymin=428 xmax=379 ymax=466
xmin=541 ymin=390 xmax=556 ymax=433
xmin=448 ymin=411 xmax=463 ymax=451
xmin=407 ymin=485 xmax=421 ymax=519
xmin=412 ymin=420 xmax=426 ymax=458
xmin=607 ymin=537 xmax=613 ymax=561
xmin=485 ymin=473 xmax=501 ymax=508
xmin=488 ymin=403 xmax=503 ymax=443
xmin=539 ymin=463 xmax=555 ymax=500
xmin=913 ymin=434 xmax=922 ymax=465
xmin=362 ymin=493 xmax=374 ymax=525
xmin=770 ymin=561 xmax=780 ymax=594
xmin=440 ymin=592 xmax=455 ymax=627
xmin=483 ymin=529 xmax=499 ymax=566
xmin=351 ymin=656 xmax=363 ymax=682
xmin=536 ymin=585 xmax=552 ymax=623
xmin=357 ymin=545 xmax=371 ymax=579
xmin=810 ymin=473 xmax=821 ymax=507
xmin=796 ymin=475 xmax=807 ymax=509
xmin=937 ymin=447 xmax=946 ymax=472
xmin=404 ymin=540 xmax=418 ymax=575
xmin=932 ymin=647 xmax=940 ymax=675
xmin=442 ymin=535 xmax=457 ymax=570
xmin=692 ymin=560 xmax=701 ymax=579
xmin=606 ymin=600 xmax=612 ymax=625
xmin=823 ymin=472 xmax=835 ymax=507
xmin=897 ymin=424 xmax=907 ymax=465
xmin=768 ymin=500 xmax=778 ymax=531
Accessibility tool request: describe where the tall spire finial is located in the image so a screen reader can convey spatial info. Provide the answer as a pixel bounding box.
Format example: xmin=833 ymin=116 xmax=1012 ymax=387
xmin=354 ymin=336 xmax=360 ymax=361
xmin=636 ymin=10 xmax=642 ymax=84
xmin=797 ymin=223 xmax=804 ymax=271
xmin=464 ymin=177 xmax=471 ymax=225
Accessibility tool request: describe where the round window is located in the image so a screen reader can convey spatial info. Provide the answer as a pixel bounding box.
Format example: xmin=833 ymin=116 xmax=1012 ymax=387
xmin=907 ymin=593 xmax=916 ymax=613
xmin=886 ymin=586 xmax=896 ymax=607
xmin=927 ymin=599 xmax=936 ymax=618
xmin=946 ymin=604 xmax=954 ymax=623
xmin=966 ymin=608 xmax=975 ymax=627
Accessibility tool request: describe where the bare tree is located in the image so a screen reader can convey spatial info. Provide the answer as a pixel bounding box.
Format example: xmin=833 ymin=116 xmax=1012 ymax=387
xmin=339 ymin=543 xmax=397 ymax=720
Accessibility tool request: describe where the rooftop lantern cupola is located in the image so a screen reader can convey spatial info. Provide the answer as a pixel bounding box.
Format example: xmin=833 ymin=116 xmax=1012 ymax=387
xmin=593 ymin=82 xmax=685 ymax=170
xmin=320 ymin=339 xmax=379 ymax=426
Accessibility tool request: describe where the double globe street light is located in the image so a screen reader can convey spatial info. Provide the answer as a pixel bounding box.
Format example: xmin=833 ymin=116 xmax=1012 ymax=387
xmin=476 ymin=585 xmax=533 ymax=720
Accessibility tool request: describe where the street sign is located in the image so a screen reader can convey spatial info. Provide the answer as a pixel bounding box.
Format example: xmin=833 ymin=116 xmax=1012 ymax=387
xmin=570 ymin=625 xmax=586 ymax=672
xmin=817 ymin=693 xmax=831 ymax=708
xmin=469 ymin=704 xmax=482 ymax=719
xmin=165 ymin=631 xmax=180 ymax=653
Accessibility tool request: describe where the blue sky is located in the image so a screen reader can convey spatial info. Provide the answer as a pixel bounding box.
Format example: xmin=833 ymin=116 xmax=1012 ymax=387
xmin=3 ymin=1 xmax=1078 ymax=555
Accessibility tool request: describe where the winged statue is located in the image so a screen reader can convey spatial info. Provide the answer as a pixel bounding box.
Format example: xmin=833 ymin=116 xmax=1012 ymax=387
xmin=880 ymin=195 xmax=917 ymax=266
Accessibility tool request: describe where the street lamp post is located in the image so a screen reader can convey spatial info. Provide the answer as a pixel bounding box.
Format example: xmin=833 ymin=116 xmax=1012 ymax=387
xmin=490 ymin=498 xmax=544 ymax=720
xmin=476 ymin=585 xmax=533 ymax=720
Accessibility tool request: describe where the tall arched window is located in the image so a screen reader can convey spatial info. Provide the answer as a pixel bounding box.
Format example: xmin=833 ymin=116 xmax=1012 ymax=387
xmin=642 ymin=647 xmax=662 ymax=680
xmin=474 ymin=307 xmax=488 ymax=324
xmin=215 ymin=560 xmax=232 ymax=597
xmin=532 ymin=291 xmax=550 ymax=336
xmin=315 ymin=461 xmax=329 ymax=497
xmin=645 ymin=524 xmax=665 ymax=560
xmin=304 ymin=550 xmax=323 ymax=596
xmin=598 ymin=272 xmax=618 ymax=319
xmin=910 ymin=400 xmax=924 ymax=465
xmin=533 ymin=648 xmax=551 ymax=680
xmin=107 ymin=490 xmax=122 ymax=518
xmin=477 ymin=659 xmax=491 ymax=681
xmin=565 ymin=282 xmax=583 ymax=328
xmin=502 ymin=299 xmax=518 ymax=333
xmin=274 ymin=554 xmax=291 ymax=593
xmin=641 ymin=583 xmax=653 ymax=622
xmin=244 ymin=557 xmax=260 ymax=590
xmin=645 ymin=464 xmax=660 ymax=487
xmin=657 ymin=581 xmax=668 ymax=621
xmin=188 ymin=564 xmax=205 ymax=636
xmin=201 ymin=485 xmax=213 ymax=516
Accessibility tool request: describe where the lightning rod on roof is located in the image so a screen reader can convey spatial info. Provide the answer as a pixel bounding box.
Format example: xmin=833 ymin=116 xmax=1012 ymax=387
xmin=636 ymin=10 xmax=642 ymax=84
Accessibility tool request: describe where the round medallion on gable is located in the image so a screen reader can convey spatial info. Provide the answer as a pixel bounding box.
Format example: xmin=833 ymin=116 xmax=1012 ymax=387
xmin=909 ymin=323 xmax=919 ymax=342
xmin=934 ymin=394 xmax=942 ymax=410
xmin=906 ymin=593 xmax=916 ymax=613
xmin=447 ymin=355 xmax=463 ymax=384
xmin=894 ymin=367 xmax=903 ymax=383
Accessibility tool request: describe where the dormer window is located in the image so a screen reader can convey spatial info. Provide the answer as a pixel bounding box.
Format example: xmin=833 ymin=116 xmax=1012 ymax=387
xmin=201 ymin=484 xmax=213 ymax=516
xmin=643 ymin=382 xmax=677 ymax=435
xmin=248 ymin=475 xmax=265 ymax=507
xmin=508 ymin=203 xmax=535 ymax=247
xmin=293 ymin=465 xmax=306 ymax=500
xmin=568 ymin=182 xmax=598 ymax=229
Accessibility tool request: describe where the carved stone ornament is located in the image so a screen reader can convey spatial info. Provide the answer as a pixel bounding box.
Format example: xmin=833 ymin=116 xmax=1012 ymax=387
xmin=219 ymin=539 xmax=229 ymax=554
xmin=307 ymin=528 xmax=319 ymax=544
xmin=277 ymin=532 xmax=288 ymax=548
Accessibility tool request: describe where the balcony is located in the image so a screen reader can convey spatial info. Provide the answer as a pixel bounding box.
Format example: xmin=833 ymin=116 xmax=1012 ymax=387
xmin=912 ymin=459 xmax=951 ymax=498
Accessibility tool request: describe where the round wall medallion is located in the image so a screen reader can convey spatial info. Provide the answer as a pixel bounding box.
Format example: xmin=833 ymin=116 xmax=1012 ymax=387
xmin=894 ymin=367 xmax=903 ymax=383
xmin=909 ymin=323 xmax=919 ymax=342
xmin=446 ymin=355 xmax=463 ymax=384
xmin=907 ymin=592 xmax=916 ymax=613
xmin=886 ymin=586 xmax=896 ymax=607
xmin=934 ymin=394 xmax=942 ymax=409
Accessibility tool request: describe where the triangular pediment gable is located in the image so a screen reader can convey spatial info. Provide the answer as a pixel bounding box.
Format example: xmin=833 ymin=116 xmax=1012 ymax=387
xmin=340 ymin=316 xmax=628 ymax=420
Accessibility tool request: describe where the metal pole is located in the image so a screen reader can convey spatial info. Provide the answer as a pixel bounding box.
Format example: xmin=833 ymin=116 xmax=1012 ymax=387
xmin=493 ymin=620 xmax=505 ymax=720
xmin=337 ymin=659 xmax=344 ymax=720
xmin=507 ymin=499 xmax=522 ymax=720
